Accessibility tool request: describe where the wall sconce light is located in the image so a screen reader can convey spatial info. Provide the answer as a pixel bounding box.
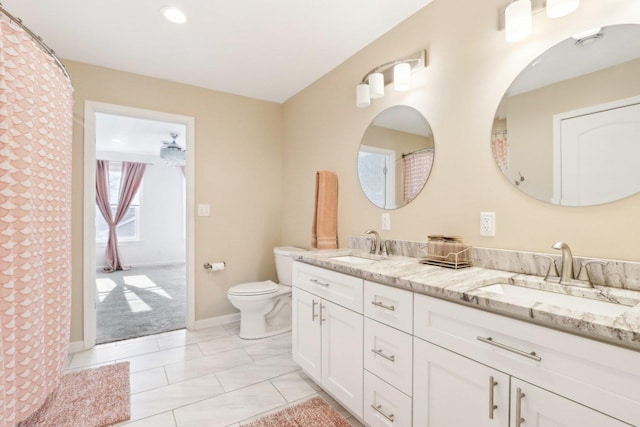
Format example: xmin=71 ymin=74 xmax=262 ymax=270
xmin=546 ymin=0 xmax=579 ymax=18
xmin=355 ymin=49 xmax=427 ymax=108
xmin=505 ymin=0 xmax=532 ymax=43
xmin=502 ymin=0 xmax=579 ymax=43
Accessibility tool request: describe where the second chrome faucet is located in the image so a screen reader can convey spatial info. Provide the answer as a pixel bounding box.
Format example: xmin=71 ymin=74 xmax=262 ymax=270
xmin=551 ymin=241 xmax=607 ymax=288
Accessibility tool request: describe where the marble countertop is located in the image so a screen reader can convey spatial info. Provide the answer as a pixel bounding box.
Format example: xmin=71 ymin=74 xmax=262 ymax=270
xmin=293 ymin=249 xmax=640 ymax=351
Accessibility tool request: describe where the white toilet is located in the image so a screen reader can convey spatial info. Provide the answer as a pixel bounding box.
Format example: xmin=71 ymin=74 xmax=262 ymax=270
xmin=227 ymin=246 xmax=306 ymax=339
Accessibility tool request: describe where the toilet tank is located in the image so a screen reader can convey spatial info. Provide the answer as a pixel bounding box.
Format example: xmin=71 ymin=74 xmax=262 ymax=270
xmin=274 ymin=247 xmax=306 ymax=286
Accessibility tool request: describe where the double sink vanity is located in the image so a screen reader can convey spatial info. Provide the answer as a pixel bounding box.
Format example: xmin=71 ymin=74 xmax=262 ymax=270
xmin=290 ymin=242 xmax=640 ymax=427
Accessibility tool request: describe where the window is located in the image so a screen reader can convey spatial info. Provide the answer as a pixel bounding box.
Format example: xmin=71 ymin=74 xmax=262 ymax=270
xmin=96 ymin=163 xmax=141 ymax=242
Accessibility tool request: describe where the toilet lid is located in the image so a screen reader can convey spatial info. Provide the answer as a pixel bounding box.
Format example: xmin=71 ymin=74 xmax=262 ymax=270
xmin=228 ymin=280 xmax=278 ymax=296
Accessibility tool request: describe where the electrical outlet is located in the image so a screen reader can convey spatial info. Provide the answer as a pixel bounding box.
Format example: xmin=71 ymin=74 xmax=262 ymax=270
xmin=381 ymin=213 xmax=391 ymax=231
xmin=480 ymin=212 xmax=496 ymax=236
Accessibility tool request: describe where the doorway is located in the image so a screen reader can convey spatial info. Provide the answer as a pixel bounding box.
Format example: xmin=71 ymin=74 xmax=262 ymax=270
xmin=83 ymin=102 xmax=195 ymax=348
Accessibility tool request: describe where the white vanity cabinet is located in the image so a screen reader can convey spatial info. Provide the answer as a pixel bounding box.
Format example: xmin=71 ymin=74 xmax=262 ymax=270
xmin=413 ymin=293 xmax=639 ymax=427
xmin=291 ymin=262 xmax=364 ymax=418
xmin=413 ymin=338 xmax=510 ymax=426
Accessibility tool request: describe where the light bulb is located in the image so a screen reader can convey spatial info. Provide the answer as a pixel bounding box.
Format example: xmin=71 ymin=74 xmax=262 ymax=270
xmin=393 ymin=63 xmax=411 ymax=92
xmin=546 ymin=0 xmax=579 ymax=18
xmin=505 ymin=0 xmax=532 ymax=42
xmin=368 ymin=73 xmax=385 ymax=99
xmin=356 ymin=83 xmax=371 ymax=108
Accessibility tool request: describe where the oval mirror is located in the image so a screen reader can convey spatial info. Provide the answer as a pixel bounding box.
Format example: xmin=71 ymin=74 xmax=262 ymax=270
xmin=492 ymin=24 xmax=640 ymax=206
xmin=358 ymin=105 xmax=435 ymax=209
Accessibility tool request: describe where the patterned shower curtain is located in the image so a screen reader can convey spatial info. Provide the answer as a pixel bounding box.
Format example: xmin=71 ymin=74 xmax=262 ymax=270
xmin=0 ymin=17 xmax=73 ymax=427
xmin=402 ymin=149 xmax=433 ymax=203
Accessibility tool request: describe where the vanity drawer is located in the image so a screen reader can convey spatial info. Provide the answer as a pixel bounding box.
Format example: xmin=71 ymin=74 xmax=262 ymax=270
xmin=414 ymin=293 xmax=640 ymax=426
xmin=364 ymin=370 xmax=412 ymax=427
xmin=364 ymin=318 xmax=413 ymax=396
xmin=292 ymin=261 xmax=363 ymax=313
xmin=364 ymin=281 xmax=413 ymax=334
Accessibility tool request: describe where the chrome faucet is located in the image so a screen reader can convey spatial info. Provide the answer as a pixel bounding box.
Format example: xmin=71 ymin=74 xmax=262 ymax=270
xmin=551 ymin=241 xmax=602 ymax=288
xmin=365 ymin=229 xmax=380 ymax=255
xmin=552 ymin=241 xmax=574 ymax=285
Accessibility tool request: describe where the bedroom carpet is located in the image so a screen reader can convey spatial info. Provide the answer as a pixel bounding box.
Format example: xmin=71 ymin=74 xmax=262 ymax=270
xmin=18 ymin=362 xmax=131 ymax=427
xmin=96 ymin=263 xmax=186 ymax=344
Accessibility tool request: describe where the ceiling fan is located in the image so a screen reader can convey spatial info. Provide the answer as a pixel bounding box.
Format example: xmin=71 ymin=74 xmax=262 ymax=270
xmin=159 ymin=132 xmax=186 ymax=166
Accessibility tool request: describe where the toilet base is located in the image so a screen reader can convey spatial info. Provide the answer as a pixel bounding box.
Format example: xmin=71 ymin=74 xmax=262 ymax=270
xmin=237 ymin=292 xmax=292 ymax=340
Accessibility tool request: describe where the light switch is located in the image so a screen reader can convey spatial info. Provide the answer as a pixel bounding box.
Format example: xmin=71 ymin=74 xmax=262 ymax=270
xmin=197 ymin=204 xmax=211 ymax=217
xmin=381 ymin=213 xmax=391 ymax=230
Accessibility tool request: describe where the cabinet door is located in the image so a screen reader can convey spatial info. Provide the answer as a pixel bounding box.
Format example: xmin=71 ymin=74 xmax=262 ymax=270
xmin=292 ymin=287 xmax=321 ymax=383
xmin=414 ymin=338 xmax=509 ymax=427
xmin=511 ymin=378 xmax=630 ymax=427
xmin=322 ymin=299 xmax=364 ymax=418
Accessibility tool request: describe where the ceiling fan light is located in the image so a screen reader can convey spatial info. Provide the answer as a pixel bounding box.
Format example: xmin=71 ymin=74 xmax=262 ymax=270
xmin=546 ymin=0 xmax=579 ymax=18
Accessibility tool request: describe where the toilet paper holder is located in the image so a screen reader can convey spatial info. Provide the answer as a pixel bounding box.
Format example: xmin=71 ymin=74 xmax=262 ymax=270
xmin=204 ymin=261 xmax=226 ymax=271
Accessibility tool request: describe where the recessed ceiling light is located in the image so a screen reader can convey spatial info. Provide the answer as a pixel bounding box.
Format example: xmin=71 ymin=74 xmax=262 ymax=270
xmin=161 ymin=7 xmax=187 ymax=24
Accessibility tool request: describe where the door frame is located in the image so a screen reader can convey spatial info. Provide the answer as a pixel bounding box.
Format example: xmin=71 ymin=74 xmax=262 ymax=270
xmin=83 ymin=101 xmax=196 ymax=349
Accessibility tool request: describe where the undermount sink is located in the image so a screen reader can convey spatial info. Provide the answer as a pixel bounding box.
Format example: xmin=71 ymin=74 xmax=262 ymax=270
xmin=479 ymin=282 xmax=630 ymax=317
xmin=330 ymin=255 xmax=379 ymax=265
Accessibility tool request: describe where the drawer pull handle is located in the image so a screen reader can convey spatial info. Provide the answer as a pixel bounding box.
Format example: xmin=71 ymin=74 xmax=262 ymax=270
xmin=477 ymin=336 xmax=541 ymax=362
xmin=488 ymin=376 xmax=498 ymax=419
xmin=371 ymin=348 xmax=395 ymax=362
xmin=310 ymin=278 xmax=330 ymax=287
xmin=371 ymin=300 xmax=396 ymax=311
xmin=311 ymin=299 xmax=318 ymax=322
xmin=515 ymin=387 xmax=525 ymax=427
xmin=371 ymin=404 xmax=395 ymax=422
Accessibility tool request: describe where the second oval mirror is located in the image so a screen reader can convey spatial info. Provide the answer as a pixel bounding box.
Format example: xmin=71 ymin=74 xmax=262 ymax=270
xmin=358 ymin=105 xmax=435 ymax=209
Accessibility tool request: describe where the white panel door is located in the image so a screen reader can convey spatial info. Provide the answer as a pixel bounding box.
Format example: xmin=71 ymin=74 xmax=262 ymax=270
xmin=291 ymin=287 xmax=321 ymax=383
xmin=322 ymin=299 xmax=364 ymax=418
xmin=511 ymin=378 xmax=629 ymax=427
xmin=559 ymin=102 xmax=640 ymax=206
xmin=413 ymin=338 xmax=510 ymax=427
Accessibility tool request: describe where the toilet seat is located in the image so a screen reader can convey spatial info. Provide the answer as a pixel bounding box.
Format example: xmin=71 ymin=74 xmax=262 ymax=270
xmin=228 ymin=280 xmax=278 ymax=296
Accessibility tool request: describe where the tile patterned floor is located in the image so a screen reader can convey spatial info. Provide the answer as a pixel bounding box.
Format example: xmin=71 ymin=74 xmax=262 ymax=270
xmin=67 ymin=322 xmax=364 ymax=427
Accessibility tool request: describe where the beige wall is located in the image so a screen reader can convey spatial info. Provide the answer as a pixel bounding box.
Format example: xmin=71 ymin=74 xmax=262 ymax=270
xmin=282 ymin=0 xmax=640 ymax=260
xmin=66 ymin=61 xmax=284 ymax=342
xmin=507 ymin=58 xmax=640 ymax=201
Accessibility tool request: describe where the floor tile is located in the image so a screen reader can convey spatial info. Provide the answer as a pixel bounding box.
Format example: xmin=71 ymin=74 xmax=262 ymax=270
xmin=173 ymin=381 xmax=287 ymax=427
xmin=215 ymin=352 xmax=299 ymax=392
xmin=117 ymin=411 xmax=177 ymax=427
xmin=130 ymin=373 xmax=224 ymax=421
xmin=243 ymin=333 xmax=291 ymax=361
xmin=222 ymin=321 xmax=240 ymax=335
xmin=130 ymin=367 xmax=169 ymax=394
xmin=156 ymin=326 xmax=230 ymax=350
xmin=69 ymin=339 xmax=160 ymax=369
xmin=164 ymin=348 xmax=253 ymax=384
xmin=270 ymin=370 xmax=320 ymax=402
xmin=121 ymin=344 xmax=203 ymax=373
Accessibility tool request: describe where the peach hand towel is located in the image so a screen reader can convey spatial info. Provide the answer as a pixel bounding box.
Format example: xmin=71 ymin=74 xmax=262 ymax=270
xmin=312 ymin=171 xmax=338 ymax=249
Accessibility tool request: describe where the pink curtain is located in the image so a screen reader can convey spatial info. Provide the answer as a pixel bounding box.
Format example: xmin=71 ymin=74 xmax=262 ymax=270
xmin=492 ymin=132 xmax=508 ymax=173
xmin=402 ymin=150 xmax=433 ymax=203
xmin=0 ymin=18 xmax=73 ymax=427
xmin=96 ymin=161 xmax=146 ymax=272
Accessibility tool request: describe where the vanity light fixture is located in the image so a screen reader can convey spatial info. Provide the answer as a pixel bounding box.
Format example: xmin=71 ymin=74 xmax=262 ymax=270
xmin=546 ymin=0 xmax=579 ymax=18
xmin=505 ymin=0 xmax=533 ymax=43
xmin=161 ymin=6 xmax=187 ymax=24
xmin=355 ymin=49 xmax=427 ymax=108
xmin=503 ymin=0 xmax=580 ymax=42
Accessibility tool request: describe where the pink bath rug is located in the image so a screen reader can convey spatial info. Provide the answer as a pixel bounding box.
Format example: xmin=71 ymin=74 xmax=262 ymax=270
xmin=18 ymin=362 xmax=131 ymax=427
xmin=242 ymin=396 xmax=351 ymax=426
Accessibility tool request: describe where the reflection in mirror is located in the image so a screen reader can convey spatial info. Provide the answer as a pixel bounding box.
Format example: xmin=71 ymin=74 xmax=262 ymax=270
xmin=492 ymin=24 xmax=640 ymax=206
xmin=358 ymin=105 xmax=434 ymax=209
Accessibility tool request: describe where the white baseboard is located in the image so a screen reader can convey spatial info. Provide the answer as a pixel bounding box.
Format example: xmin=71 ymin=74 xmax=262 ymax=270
xmin=68 ymin=340 xmax=86 ymax=354
xmin=194 ymin=312 xmax=240 ymax=330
